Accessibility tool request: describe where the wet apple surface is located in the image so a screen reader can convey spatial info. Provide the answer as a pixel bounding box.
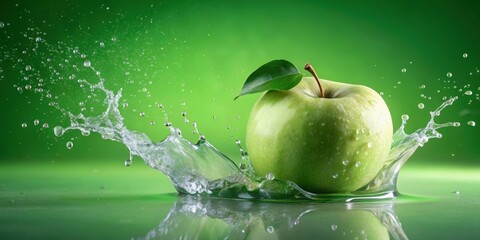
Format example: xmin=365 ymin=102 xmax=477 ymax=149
xmin=246 ymin=77 xmax=393 ymax=193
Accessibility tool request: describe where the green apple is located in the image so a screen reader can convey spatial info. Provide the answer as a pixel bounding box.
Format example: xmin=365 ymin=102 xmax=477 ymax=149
xmin=246 ymin=64 xmax=393 ymax=193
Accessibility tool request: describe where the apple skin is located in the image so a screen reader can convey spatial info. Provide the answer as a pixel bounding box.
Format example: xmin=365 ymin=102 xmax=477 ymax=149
xmin=246 ymin=77 xmax=393 ymax=193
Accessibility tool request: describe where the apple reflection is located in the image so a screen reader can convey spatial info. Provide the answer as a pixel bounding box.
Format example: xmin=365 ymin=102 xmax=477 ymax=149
xmin=136 ymin=196 xmax=408 ymax=240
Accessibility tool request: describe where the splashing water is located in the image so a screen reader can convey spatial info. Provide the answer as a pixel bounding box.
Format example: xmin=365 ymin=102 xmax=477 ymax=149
xmin=0 ymin=24 xmax=467 ymax=202
xmin=47 ymin=66 xmax=461 ymax=201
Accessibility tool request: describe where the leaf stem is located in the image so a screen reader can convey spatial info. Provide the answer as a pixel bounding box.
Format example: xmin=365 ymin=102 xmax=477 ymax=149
xmin=304 ymin=63 xmax=324 ymax=98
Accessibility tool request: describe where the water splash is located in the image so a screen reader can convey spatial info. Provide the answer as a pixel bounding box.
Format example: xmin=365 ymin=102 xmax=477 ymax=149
xmin=356 ymin=97 xmax=460 ymax=196
xmin=49 ymin=68 xmax=460 ymax=200
xmin=0 ymin=23 xmax=467 ymax=202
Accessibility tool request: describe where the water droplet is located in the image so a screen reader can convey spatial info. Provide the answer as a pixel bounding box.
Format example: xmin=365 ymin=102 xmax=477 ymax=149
xmin=80 ymin=54 xmax=86 ymax=58
xmin=54 ymin=126 xmax=64 ymax=137
xmin=464 ymin=90 xmax=472 ymax=96
xmin=139 ymin=112 xmax=145 ymax=117
xmin=332 ymin=173 xmax=339 ymax=179
xmin=164 ymin=122 xmax=172 ymax=127
xmin=111 ymin=37 xmax=117 ymax=42
xmin=35 ymin=37 xmax=42 ymax=42
xmin=21 ymin=123 xmax=27 ymax=128
xmin=25 ymin=65 xmax=32 ymax=71
xmin=66 ymin=141 xmax=74 ymax=149
xmin=83 ymin=60 xmax=91 ymax=67
xmin=401 ymin=114 xmax=409 ymax=121
xmin=266 ymin=173 xmax=275 ymax=180
xmin=467 ymin=121 xmax=475 ymax=127
xmin=0 ymin=22 xmax=4 ymax=28
xmin=401 ymin=68 xmax=407 ymax=73
xmin=446 ymin=72 xmax=453 ymax=78
xmin=453 ymin=190 xmax=460 ymax=195
xmin=355 ymin=162 xmax=361 ymax=167
xmin=331 ymin=224 xmax=337 ymax=231
xmin=367 ymin=142 xmax=373 ymax=148
xmin=125 ymin=159 xmax=132 ymax=166
xmin=33 ymin=119 xmax=39 ymax=126
xmin=99 ymin=42 xmax=105 ymax=47
xmin=199 ymin=135 xmax=206 ymax=141
xmin=463 ymin=53 xmax=468 ymax=58
xmin=122 ymin=102 xmax=128 ymax=109
xmin=367 ymin=100 xmax=377 ymax=107
xmin=417 ymin=136 xmax=429 ymax=147
xmin=453 ymin=122 xmax=461 ymax=127
xmin=342 ymin=160 xmax=349 ymax=165
xmin=150 ymin=120 xmax=156 ymax=125
xmin=419 ymin=85 xmax=426 ymax=89
xmin=158 ymin=104 xmax=164 ymax=108
xmin=42 ymin=123 xmax=49 ymax=128
xmin=181 ymin=111 xmax=187 ymax=116
xmin=266 ymin=226 xmax=274 ymax=234
xmin=235 ymin=139 xmax=241 ymax=145
xmin=418 ymin=103 xmax=425 ymax=109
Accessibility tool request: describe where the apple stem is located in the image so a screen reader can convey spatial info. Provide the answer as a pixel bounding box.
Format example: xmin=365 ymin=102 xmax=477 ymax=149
xmin=304 ymin=63 xmax=324 ymax=98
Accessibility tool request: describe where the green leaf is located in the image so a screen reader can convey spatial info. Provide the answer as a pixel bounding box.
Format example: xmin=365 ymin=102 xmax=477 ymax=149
xmin=235 ymin=59 xmax=303 ymax=100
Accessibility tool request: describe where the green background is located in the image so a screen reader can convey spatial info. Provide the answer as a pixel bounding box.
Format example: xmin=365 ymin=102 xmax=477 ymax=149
xmin=1 ymin=0 xmax=480 ymax=239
